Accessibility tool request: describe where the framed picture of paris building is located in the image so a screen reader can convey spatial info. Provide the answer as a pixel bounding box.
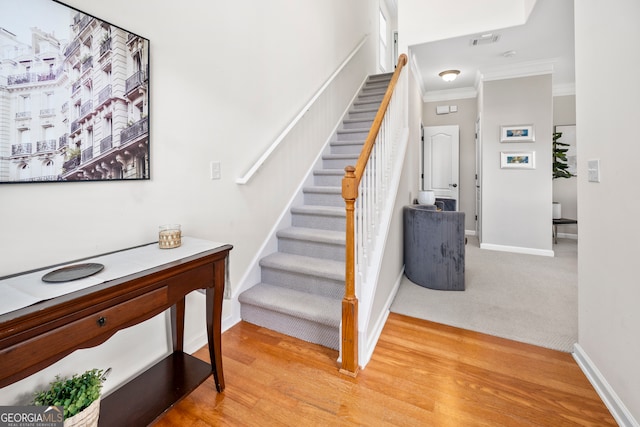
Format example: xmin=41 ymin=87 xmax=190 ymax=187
xmin=0 ymin=0 xmax=149 ymax=183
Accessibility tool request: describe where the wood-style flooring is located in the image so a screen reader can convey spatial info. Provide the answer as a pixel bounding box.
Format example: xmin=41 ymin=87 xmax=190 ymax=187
xmin=153 ymin=313 xmax=615 ymax=426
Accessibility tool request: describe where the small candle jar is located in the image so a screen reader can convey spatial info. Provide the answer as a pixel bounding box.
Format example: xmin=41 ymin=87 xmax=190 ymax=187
xmin=158 ymin=224 xmax=181 ymax=249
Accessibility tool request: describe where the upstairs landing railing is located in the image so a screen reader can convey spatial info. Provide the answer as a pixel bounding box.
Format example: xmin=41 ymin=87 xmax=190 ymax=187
xmin=340 ymin=54 xmax=408 ymax=376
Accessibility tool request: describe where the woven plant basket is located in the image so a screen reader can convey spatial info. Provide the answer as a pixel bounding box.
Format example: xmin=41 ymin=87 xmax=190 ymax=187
xmin=64 ymin=398 xmax=100 ymax=427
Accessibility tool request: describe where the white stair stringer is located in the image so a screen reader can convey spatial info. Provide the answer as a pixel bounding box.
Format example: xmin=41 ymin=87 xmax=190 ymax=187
xmin=238 ymin=72 xmax=393 ymax=350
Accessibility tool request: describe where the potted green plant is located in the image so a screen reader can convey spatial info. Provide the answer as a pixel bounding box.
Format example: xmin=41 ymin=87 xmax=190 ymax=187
xmin=32 ymin=368 xmax=108 ymax=427
xmin=552 ymin=131 xmax=576 ymax=219
xmin=553 ymin=131 xmax=575 ymax=179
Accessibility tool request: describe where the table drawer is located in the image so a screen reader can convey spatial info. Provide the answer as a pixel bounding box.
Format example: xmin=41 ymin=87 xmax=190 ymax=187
xmin=0 ymin=287 xmax=168 ymax=379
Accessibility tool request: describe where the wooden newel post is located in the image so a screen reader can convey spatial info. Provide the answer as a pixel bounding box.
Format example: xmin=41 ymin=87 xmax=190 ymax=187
xmin=340 ymin=165 xmax=359 ymax=377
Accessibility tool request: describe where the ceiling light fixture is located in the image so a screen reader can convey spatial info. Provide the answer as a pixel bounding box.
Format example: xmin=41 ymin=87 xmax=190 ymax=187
xmin=438 ymin=70 xmax=460 ymax=82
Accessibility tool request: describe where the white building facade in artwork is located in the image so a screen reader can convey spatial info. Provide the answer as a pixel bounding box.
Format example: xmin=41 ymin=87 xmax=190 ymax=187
xmin=0 ymin=8 xmax=149 ymax=183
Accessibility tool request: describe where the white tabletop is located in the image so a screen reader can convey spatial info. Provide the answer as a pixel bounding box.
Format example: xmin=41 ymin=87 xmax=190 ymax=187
xmin=0 ymin=237 xmax=226 ymax=316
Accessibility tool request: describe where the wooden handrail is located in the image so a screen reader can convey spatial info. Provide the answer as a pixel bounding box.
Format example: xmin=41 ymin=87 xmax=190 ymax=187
xmin=340 ymin=54 xmax=408 ymax=377
xmin=352 ymin=54 xmax=407 ymax=186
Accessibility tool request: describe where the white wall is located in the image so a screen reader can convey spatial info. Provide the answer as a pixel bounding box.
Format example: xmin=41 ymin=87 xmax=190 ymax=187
xmin=575 ymin=0 xmax=640 ymax=422
xmin=0 ymin=0 xmax=377 ymax=404
xmin=480 ymin=75 xmax=553 ymax=255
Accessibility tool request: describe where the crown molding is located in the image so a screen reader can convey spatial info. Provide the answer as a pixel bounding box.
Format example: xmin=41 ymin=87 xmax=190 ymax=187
xmin=553 ymin=83 xmax=576 ymax=96
xmin=480 ymin=58 xmax=555 ymax=82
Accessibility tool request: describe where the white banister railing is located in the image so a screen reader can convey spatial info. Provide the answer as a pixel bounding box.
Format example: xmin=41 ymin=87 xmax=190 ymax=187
xmin=355 ymin=63 xmax=407 ymax=285
xmin=236 ymin=35 xmax=369 ymax=185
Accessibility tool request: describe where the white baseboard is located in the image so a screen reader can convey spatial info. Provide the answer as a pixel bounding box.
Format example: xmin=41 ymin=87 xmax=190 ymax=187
xmin=480 ymin=242 xmax=554 ymax=257
xmin=573 ymin=344 xmax=639 ymax=427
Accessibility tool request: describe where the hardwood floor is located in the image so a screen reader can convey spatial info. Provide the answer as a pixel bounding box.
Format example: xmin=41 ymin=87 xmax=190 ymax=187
xmin=153 ymin=313 xmax=615 ymax=426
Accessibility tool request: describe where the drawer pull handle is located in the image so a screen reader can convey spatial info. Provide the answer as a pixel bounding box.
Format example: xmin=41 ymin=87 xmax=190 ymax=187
xmin=97 ymin=317 xmax=107 ymax=327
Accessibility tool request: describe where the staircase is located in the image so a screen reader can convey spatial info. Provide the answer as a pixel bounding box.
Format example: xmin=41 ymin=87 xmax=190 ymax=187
xmin=238 ymin=72 xmax=393 ymax=350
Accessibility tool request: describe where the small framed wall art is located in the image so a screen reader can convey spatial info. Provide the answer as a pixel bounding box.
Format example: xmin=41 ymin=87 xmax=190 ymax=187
xmin=501 ymin=151 xmax=535 ymax=169
xmin=500 ymin=125 xmax=535 ymax=142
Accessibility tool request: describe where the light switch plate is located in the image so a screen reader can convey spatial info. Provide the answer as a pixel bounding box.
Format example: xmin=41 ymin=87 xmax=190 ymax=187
xmin=587 ymin=159 xmax=600 ymax=182
xmin=210 ymin=161 xmax=221 ymax=180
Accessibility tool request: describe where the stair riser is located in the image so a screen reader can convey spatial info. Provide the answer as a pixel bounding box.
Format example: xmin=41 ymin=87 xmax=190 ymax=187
xmin=291 ymin=213 xmax=346 ymax=232
xmin=360 ymin=86 xmax=385 ymax=93
xmin=322 ymin=157 xmax=358 ymax=169
xmin=261 ymin=267 xmax=344 ymax=299
xmin=342 ymin=119 xmax=374 ymax=129
xmin=240 ymin=305 xmax=339 ymax=350
xmin=313 ymin=173 xmax=343 ymax=187
xmin=330 ymin=142 xmax=365 ymax=155
xmin=348 ymin=109 xmax=377 ymax=120
xmin=336 ymin=130 xmax=369 ymax=141
xmin=304 ymin=191 xmax=343 ymax=207
xmin=353 ymin=100 xmax=382 ymax=110
xmin=368 ymin=74 xmax=392 ymax=83
xmin=362 ymin=86 xmax=388 ymax=94
xmin=358 ymin=93 xmax=384 ymax=103
xmin=278 ymin=238 xmax=345 ymax=262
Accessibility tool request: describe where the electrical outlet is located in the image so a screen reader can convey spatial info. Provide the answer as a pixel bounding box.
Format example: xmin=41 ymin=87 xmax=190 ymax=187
xmin=210 ymin=161 xmax=221 ymax=180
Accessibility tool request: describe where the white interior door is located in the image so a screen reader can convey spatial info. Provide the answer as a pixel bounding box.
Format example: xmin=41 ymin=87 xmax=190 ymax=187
xmin=423 ymin=125 xmax=459 ymax=207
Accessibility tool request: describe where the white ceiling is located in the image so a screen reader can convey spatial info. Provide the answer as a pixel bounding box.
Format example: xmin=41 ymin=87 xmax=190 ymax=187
xmin=409 ymin=0 xmax=575 ymax=101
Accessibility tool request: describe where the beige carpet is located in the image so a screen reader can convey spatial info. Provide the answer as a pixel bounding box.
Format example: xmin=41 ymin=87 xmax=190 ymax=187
xmin=390 ymin=236 xmax=577 ymax=352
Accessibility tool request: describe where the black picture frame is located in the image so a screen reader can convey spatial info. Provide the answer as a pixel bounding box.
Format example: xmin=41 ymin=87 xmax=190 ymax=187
xmin=0 ymin=0 xmax=150 ymax=183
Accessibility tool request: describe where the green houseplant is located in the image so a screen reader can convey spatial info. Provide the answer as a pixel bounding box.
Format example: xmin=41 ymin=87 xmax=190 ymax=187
xmin=32 ymin=368 xmax=107 ymax=426
xmin=552 ymin=131 xmax=576 ymax=179
xmin=552 ymin=131 xmax=576 ymax=219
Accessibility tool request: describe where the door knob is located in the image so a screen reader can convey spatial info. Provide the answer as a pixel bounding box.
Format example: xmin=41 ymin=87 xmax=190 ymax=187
xmin=451 ymin=183 xmax=458 ymax=188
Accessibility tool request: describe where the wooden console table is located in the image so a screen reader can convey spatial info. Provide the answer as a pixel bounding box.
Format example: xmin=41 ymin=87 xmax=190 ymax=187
xmin=0 ymin=241 xmax=232 ymax=426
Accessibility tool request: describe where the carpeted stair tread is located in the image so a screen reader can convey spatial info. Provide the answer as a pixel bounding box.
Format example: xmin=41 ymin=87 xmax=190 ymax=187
xmin=330 ymin=140 xmax=366 ymax=148
xmin=239 ymin=283 xmax=342 ymax=328
xmin=343 ymin=118 xmax=375 ymax=126
xmin=359 ymin=88 xmax=386 ymax=96
xmin=337 ymin=127 xmax=371 ymax=134
xmin=277 ymin=226 xmax=345 ymax=245
xmin=260 ymin=252 xmax=344 ymax=281
xmin=314 ymin=169 xmax=346 ymax=176
xmin=303 ymin=185 xmax=341 ymax=194
xmin=290 ymin=205 xmax=345 ymax=217
xmin=368 ymin=72 xmax=393 ymax=81
xmin=323 ymin=153 xmax=360 ymax=161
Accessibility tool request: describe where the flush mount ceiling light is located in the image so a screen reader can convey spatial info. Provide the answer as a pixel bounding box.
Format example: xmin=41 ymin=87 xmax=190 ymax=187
xmin=438 ymin=70 xmax=460 ymax=82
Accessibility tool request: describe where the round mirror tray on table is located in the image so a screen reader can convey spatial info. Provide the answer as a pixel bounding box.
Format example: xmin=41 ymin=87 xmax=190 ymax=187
xmin=42 ymin=263 xmax=104 ymax=283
